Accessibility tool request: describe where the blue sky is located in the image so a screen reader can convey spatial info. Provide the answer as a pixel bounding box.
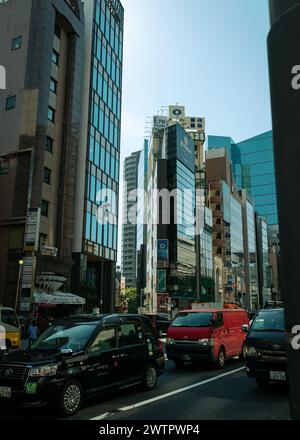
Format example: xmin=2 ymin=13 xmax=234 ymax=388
xmin=118 ymin=0 xmax=271 ymax=262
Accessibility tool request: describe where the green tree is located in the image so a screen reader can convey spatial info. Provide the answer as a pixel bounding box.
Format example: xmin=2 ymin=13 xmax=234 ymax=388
xmin=124 ymin=288 xmax=137 ymax=314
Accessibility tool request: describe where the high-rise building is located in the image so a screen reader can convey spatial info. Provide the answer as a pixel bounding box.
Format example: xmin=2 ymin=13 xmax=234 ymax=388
xmin=73 ymin=0 xmax=124 ymax=312
xmin=256 ymin=215 xmax=272 ymax=307
xmin=136 ymin=139 xmax=148 ymax=308
xmin=206 ymin=150 xmax=246 ymax=306
xmin=240 ymin=189 xmax=259 ymax=309
xmin=0 ymin=0 xmax=84 ymax=310
xmin=121 ymin=150 xmax=141 ymax=289
xmin=208 ymin=131 xmax=278 ymax=226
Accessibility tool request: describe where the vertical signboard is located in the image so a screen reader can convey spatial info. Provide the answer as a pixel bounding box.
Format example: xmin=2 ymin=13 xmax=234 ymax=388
xmin=24 ymin=208 xmax=41 ymax=252
xmin=157 ymin=269 xmax=167 ymax=293
xmin=157 ymin=239 xmax=169 ymax=268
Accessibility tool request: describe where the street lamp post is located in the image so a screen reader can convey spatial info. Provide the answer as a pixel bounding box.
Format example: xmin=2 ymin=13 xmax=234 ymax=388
xmin=15 ymin=259 xmax=24 ymax=311
xmin=268 ymin=0 xmax=300 ymax=420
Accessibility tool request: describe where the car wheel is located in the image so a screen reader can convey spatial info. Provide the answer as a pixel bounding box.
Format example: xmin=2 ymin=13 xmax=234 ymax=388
xmin=256 ymin=378 xmax=269 ymax=388
xmin=216 ymin=347 xmax=226 ymax=369
xmin=143 ymin=364 xmax=158 ymax=391
xmin=59 ymin=380 xmax=83 ymax=416
xmin=239 ymin=344 xmax=247 ymax=361
xmin=174 ymin=360 xmax=184 ymax=368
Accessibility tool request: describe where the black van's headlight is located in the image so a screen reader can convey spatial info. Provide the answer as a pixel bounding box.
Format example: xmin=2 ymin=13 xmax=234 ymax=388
xmin=245 ymin=346 xmax=257 ymax=355
xmin=28 ymin=365 xmax=58 ymax=377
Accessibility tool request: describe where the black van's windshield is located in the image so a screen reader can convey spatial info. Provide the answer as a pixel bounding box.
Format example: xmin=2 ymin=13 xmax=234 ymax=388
xmin=31 ymin=323 xmax=97 ymax=352
xmin=251 ymin=310 xmax=285 ymax=332
xmin=172 ymin=312 xmax=213 ymax=328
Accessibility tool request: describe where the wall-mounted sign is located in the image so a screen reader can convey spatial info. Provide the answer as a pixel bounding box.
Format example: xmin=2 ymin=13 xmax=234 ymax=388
xmin=175 ymin=125 xmax=195 ymax=172
xmin=153 ymin=116 xmax=167 ymax=131
xmin=24 ymin=208 xmax=41 ymax=251
xmin=157 ymin=269 xmax=167 ymax=293
xmin=157 ymin=239 xmax=169 ymax=268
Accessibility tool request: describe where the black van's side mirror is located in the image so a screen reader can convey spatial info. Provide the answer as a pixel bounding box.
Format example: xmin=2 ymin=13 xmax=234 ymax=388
xmin=241 ymin=324 xmax=249 ymax=333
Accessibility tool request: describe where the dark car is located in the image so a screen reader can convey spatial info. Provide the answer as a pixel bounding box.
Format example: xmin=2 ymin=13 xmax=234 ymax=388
xmin=0 ymin=314 xmax=165 ymax=416
xmin=244 ymin=308 xmax=287 ymax=387
xmin=141 ymin=313 xmax=171 ymax=337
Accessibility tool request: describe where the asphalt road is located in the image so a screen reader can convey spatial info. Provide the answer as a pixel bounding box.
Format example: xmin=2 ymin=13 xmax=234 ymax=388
xmin=0 ymin=357 xmax=290 ymax=421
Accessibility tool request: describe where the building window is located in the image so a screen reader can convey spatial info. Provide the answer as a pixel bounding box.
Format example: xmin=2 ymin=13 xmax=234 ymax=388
xmin=11 ymin=36 xmax=22 ymax=51
xmin=41 ymin=199 xmax=49 ymax=217
xmin=0 ymin=160 xmax=9 ymax=175
xmin=45 ymin=136 xmax=53 ymax=153
xmin=39 ymin=234 xmax=47 ymax=252
xmin=43 ymin=167 xmax=51 ymax=184
xmin=55 ymin=23 xmax=61 ymax=39
xmin=50 ymin=78 xmax=57 ymax=94
xmin=6 ymin=95 xmax=16 ymax=110
xmin=48 ymin=107 xmax=55 ymax=123
xmin=52 ymin=49 xmax=59 ymax=66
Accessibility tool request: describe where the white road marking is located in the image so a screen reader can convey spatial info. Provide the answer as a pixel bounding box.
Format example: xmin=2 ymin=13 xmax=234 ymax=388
xmin=90 ymin=366 xmax=244 ymax=420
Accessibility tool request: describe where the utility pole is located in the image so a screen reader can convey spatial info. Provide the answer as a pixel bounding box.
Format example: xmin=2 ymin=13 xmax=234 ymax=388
xmin=268 ymin=0 xmax=300 ymax=420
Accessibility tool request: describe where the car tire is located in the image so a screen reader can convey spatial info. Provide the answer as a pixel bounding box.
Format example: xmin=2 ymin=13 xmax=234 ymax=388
xmin=143 ymin=364 xmax=158 ymax=391
xmin=239 ymin=344 xmax=246 ymax=361
xmin=58 ymin=380 xmax=83 ymax=417
xmin=216 ymin=347 xmax=226 ymax=369
xmin=256 ymin=378 xmax=269 ymax=388
xmin=174 ymin=360 xmax=184 ymax=368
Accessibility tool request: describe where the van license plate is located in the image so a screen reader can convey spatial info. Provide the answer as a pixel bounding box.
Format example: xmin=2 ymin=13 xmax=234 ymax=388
xmin=181 ymin=355 xmax=191 ymax=361
xmin=270 ymin=371 xmax=286 ymax=381
xmin=0 ymin=386 xmax=11 ymax=398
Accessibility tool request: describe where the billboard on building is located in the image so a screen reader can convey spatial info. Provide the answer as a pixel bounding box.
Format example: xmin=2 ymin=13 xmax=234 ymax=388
xmin=157 ymin=239 xmax=169 ymax=268
xmin=157 ymin=269 xmax=167 ymax=293
xmin=176 ymin=125 xmax=195 ymax=172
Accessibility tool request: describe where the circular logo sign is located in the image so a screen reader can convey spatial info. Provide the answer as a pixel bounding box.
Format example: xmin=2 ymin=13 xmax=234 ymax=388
xmin=172 ymin=109 xmax=182 ymax=116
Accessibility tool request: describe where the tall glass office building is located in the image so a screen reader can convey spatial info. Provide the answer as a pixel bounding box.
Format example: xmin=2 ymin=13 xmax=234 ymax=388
xmin=222 ymin=182 xmax=245 ymax=302
xmin=208 ymin=131 xmax=278 ymax=226
xmin=166 ymin=124 xmax=196 ymax=308
xmin=73 ymin=0 xmax=124 ymax=312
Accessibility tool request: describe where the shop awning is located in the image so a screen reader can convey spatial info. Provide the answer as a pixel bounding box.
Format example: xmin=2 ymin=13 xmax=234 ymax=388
xmin=33 ymin=290 xmax=86 ymax=305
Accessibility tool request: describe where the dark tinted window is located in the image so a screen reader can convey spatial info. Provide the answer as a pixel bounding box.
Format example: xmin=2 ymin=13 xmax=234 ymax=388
xmin=251 ymin=310 xmax=285 ymax=332
xmin=1 ymin=310 xmax=19 ymax=328
xmin=89 ymin=326 xmax=116 ymax=352
xmin=172 ymin=312 xmax=213 ymax=328
xmin=32 ymin=323 xmax=97 ymax=351
xmin=141 ymin=318 xmax=155 ymax=338
xmin=43 ymin=167 xmax=51 ymax=184
xmin=6 ymin=95 xmax=16 ymax=110
xmin=118 ymin=321 xmax=140 ymax=347
xmin=41 ymin=199 xmax=49 ymax=217
xmin=11 ymin=36 xmax=22 ymax=51
xmin=45 ymin=136 xmax=53 ymax=153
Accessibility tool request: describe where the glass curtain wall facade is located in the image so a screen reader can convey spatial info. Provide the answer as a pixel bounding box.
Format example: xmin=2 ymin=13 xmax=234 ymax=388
xmin=199 ymin=207 xmax=214 ymax=302
xmin=256 ymin=216 xmax=271 ymax=307
xmin=166 ymin=124 xmax=196 ymax=308
xmin=121 ymin=151 xmax=141 ymax=288
xmin=223 ymin=182 xmax=245 ymax=304
xmin=73 ymin=0 xmax=124 ymax=312
xmin=136 ymin=139 xmax=148 ymax=307
xmin=86 ymin=0 xmax=123 ymax=256
xmin=208 ymin=131 xmax=278 ymax=226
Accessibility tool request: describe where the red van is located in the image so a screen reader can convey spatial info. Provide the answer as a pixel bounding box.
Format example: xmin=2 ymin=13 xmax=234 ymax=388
xmin=166 ymin=308 xmax=249 ymax=368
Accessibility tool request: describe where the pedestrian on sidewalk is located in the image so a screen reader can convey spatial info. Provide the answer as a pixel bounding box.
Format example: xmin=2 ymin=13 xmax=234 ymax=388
xmin=28 ymin=319 xmax=39 ymax=348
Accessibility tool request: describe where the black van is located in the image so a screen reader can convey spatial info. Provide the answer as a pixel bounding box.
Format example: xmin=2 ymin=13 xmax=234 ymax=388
xmin=0 ymin=314 xmax=165 ymax=416
xmin=244 ymin=308 xmax=287 ymax=387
